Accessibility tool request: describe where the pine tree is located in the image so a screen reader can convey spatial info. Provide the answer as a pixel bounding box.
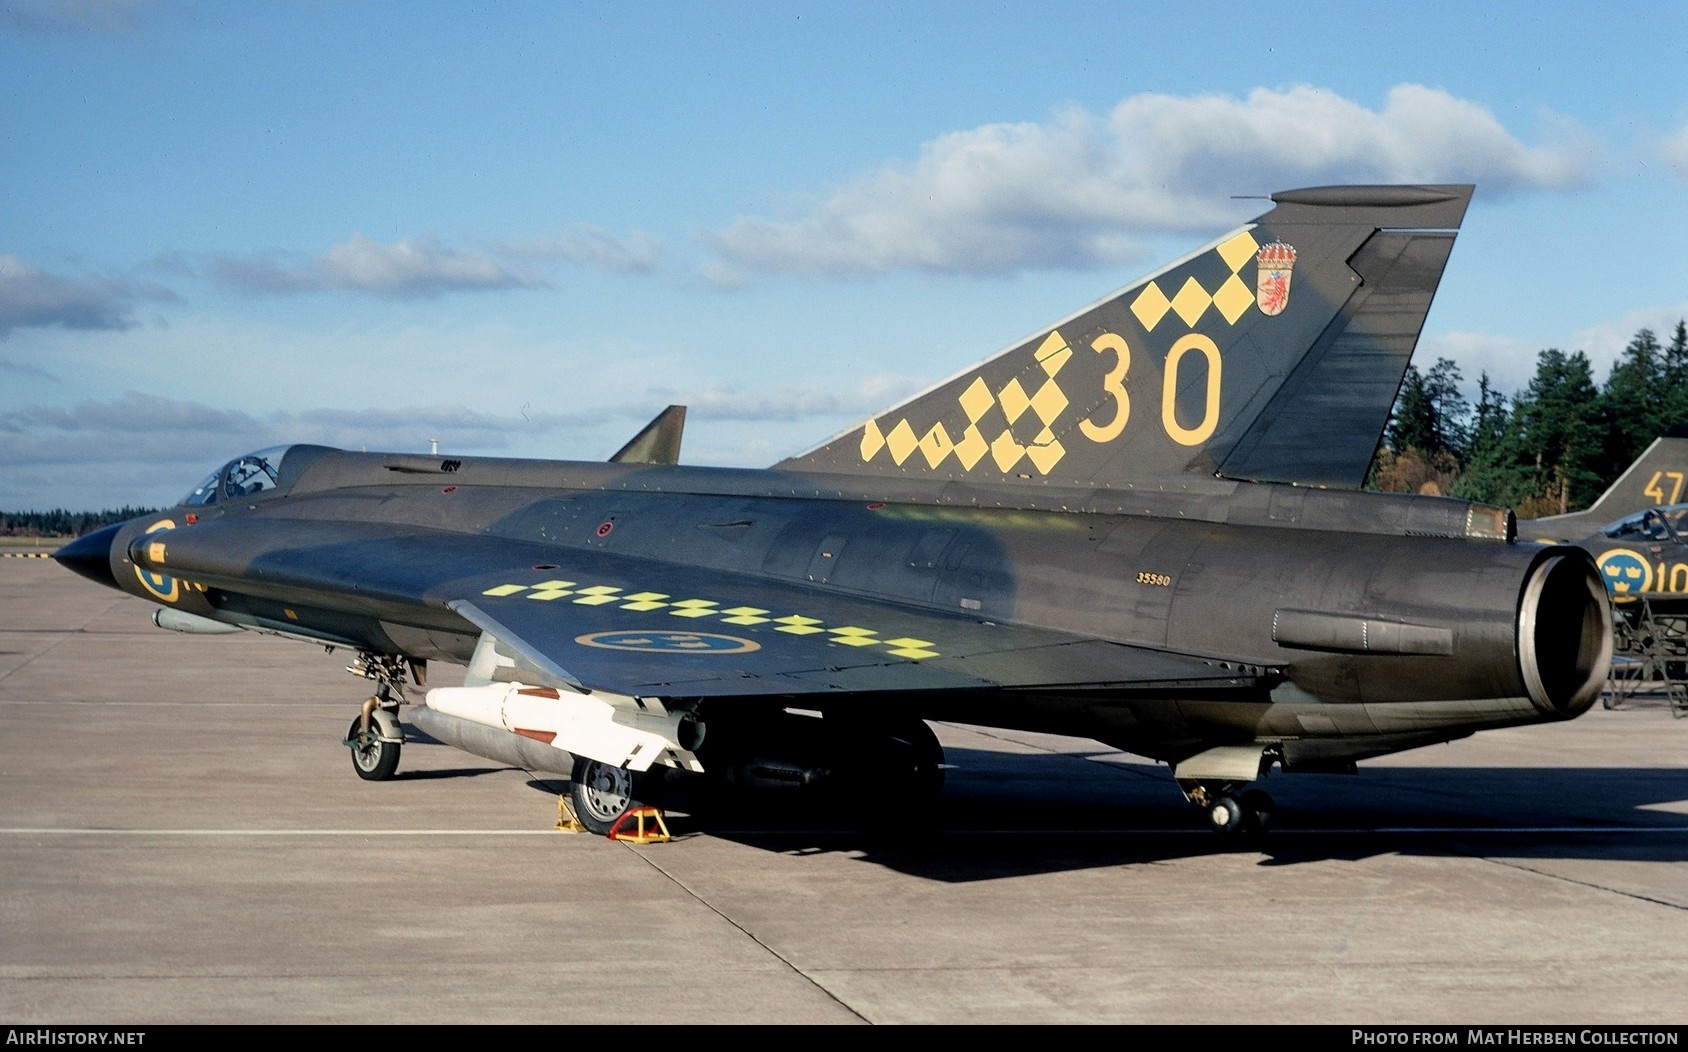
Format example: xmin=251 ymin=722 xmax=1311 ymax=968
xmin=1598 ymin=328 xmax=1665 ymax=481
xmin=1664 ymin=320 xmax=1688 ymax=427
xmin=1384 ymin=358 xmax=1470 ymax=460
xmin=1386 ymin=365 xmax=1436 ymax=457
xmin=1451 ymin=374 xmax=1514 ymax=505
xmin=1507 ymin=349 xmax=1604 ymax=515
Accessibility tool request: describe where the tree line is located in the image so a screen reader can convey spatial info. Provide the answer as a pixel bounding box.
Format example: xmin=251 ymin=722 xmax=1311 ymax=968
xmin=1371 ymin=321 xmax=1688 ymax=519
xmin=2 ymin=508 xmax=161 ymax=538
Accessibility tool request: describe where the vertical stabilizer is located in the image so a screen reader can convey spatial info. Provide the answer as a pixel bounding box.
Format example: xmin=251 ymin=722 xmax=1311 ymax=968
xmin=611 ymin=405 xmax=687 ymax=465
xmin=775 ymin=185 xmax=1473 ymax=490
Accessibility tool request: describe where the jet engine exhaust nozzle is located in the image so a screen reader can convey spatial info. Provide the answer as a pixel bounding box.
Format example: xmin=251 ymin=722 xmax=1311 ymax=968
xmin=1517 ymin=550 xmax=1613 ymax=719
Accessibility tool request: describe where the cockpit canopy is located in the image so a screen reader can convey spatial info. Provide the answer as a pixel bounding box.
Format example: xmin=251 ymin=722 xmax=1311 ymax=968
xmin=179 ymin=445 xmax=317 ymax=507
xmin=1600 ymin=504 xmax=1688 ymax=543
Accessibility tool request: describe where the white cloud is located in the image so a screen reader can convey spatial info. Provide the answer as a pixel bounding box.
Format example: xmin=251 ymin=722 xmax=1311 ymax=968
xmin=1422 ymin=300 xmax=1688 ymax=403
xmin=1659 ymin=123 xmax=1688 ymax=181
xmin=711 ymin=84 xmax=1598 ymax=278
xmin=211 ymin=227 xmax=670 ymax=299
xmin=637 ymin=374 xmax=924 ymax=423
xmin=0 ymin=388 xmax=676 ymax=508
xmin=504 ymin=226 xmax=662 ymax=274
xmin=696 ymin=261 xmax=748 ymax=291
xmin=213 ymin=234 xmax=546 ymax=299
xmin=0 ymin=371 xmax=933 ymax=508
xmin=0 ymin=255 xmax=176 ymax=338
xmin=1417 ymin=331 xmax=1544 ymax=402
xmin=0 ymin=356 xmax=60 ymax=381
xmin=0 ymin=393 xmax=612 ymax=470
xmin=1570 ymin=304 xmax=1688 ymax=377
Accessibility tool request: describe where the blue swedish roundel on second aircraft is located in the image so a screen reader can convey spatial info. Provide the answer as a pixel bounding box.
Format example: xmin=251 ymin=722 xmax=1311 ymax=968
xmin=1596 ymin=549 xmax=1652 ymax=598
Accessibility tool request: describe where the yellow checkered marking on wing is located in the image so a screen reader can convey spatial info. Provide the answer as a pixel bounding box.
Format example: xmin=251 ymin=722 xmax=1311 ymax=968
xmin=571 ymin=585 xmax=623 ymax=606
xmin=774 ymin=614 xmax=826 ymax=636
xmin=883 ymin=637 xmax=939 ymax=660
xmin=478 ymin=579 xmax=943 ymax=659
xmin=620 ymin=591 xmax=670 ymax=611
xmin=529 ymin=579 xmax=579 ymax=601
xmin=668 ymin=599 xmax=720 ymax=619
xmin=827 ymin=626 xmax=880 ymax=647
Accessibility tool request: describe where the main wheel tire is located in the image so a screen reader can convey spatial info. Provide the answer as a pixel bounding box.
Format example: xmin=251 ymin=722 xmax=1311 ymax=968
xmin=1238 ymin=788 xmax=1276 ymax=835
xmin=570 ymin=756 xmax=664 ymax=835
xmin=1207 ymin=795 xmax=1245 ymax=834
xmin=346 ymin=714 xmax=401 ymax=782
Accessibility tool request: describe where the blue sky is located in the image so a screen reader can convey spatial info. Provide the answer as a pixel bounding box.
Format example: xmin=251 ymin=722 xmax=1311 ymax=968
xmin=3 ymin=0 xmax=1685 ymax=510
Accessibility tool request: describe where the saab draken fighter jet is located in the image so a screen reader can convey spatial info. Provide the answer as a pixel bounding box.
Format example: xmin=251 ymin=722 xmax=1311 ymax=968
xmin=56 ymin=184 xmax=1613 ymax=836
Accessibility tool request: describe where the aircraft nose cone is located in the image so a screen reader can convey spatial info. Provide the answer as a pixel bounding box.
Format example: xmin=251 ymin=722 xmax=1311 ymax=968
xmin=53 ymin=522 xmax=124 ymax=591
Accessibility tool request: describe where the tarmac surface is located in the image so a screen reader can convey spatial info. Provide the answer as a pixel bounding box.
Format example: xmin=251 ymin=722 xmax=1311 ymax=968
xmin=2 ymin=549 xmax=1686 ymax=1025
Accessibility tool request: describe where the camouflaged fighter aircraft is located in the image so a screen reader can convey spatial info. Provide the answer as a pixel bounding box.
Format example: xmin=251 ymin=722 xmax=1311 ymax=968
xmin=1520 ymin=429 xmax=1688 ymax=611
xmin=54 ymin=184 xmax=1615 ymax=836
xmin=1521 ymin=428 xmax=1688 ymax=548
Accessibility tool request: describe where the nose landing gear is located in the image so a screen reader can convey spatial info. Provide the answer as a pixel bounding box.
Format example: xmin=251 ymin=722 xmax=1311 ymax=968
xmin=341 ymin=652 xmax=422 ymax=781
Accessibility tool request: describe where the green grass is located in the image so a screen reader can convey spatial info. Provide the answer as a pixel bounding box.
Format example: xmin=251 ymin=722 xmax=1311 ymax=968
xmin=0 ymin=535 xmax=65 ymax=548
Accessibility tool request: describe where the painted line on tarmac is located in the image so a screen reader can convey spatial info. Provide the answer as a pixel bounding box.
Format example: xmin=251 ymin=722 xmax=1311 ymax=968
xmin=0 ymin=828 xmax=566 ymax=836
xmin=5 ymin=825 xmax=1686 ymax=837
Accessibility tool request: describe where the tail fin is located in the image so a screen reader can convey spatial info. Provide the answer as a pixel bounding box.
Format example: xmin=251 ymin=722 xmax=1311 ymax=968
xmin=776 ymin=184 xmax=1473 ymax=490
xmin=1521 ymin=427 xmax=1688 ymax=541
xmin=610 ymin=405 xmax=686 ymax=465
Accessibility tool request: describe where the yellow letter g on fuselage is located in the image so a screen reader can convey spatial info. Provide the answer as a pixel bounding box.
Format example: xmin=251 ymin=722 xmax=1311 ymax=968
xmin=134 ymin=518 xmax=180 ymax=603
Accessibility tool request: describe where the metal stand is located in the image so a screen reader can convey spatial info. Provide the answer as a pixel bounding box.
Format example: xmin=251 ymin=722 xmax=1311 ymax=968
xmin=1606 ymin=598 xmax=1688 ymax=716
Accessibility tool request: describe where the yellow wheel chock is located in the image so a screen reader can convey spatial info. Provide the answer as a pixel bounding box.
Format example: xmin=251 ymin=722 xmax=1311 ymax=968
xmin=607 ymin=806 xmax=671 ymax=844
xmin=555 ymin=796 xmax=588 ymax=833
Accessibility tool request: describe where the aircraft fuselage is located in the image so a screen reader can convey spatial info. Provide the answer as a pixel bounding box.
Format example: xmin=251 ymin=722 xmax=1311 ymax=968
xmin=62 ymin=445 xmax=1611 ymax=774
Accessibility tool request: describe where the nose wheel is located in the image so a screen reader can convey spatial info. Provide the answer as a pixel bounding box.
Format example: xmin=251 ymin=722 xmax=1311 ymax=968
xmin=341 ymin=652 xmax=419 ymax=782
xmin=346 ymin=711 xmax=402 ymax=781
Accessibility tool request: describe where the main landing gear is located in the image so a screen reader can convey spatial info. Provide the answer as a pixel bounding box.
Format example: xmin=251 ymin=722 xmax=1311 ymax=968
xmin=568 ymin=756 xmax=668 ymax=836
xmin=1182 ymin=782 xmax=1276 ymax=835
xmin=342 ymin=652 xmax=421 ymax=781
